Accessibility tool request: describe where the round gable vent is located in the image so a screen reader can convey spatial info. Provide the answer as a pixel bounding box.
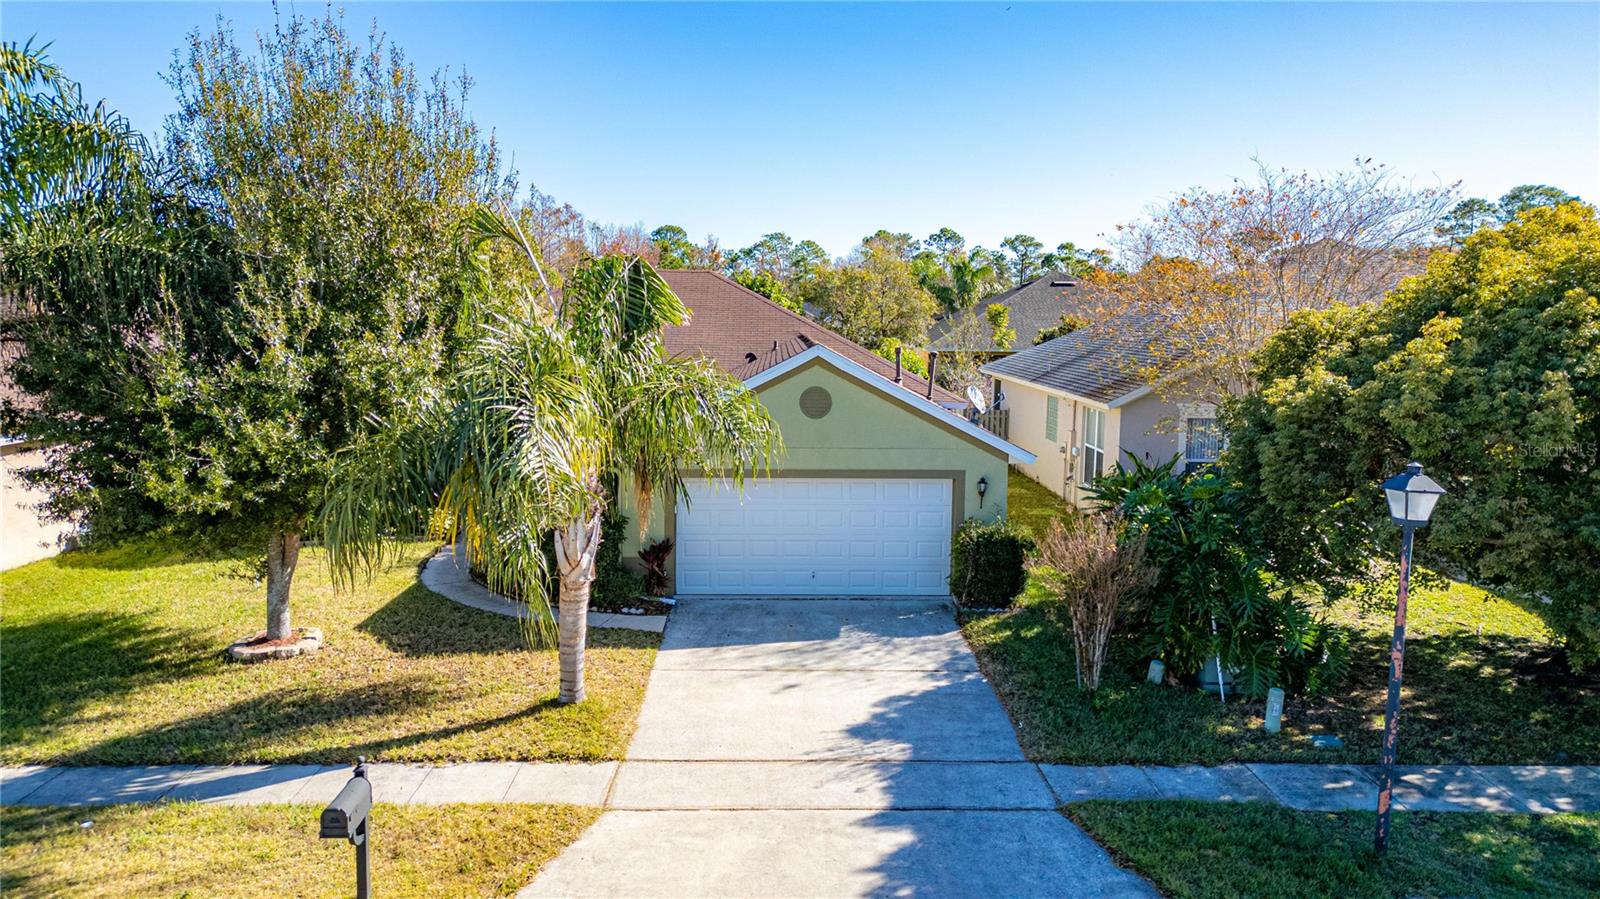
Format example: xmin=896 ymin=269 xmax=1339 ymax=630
xmin=799 ymin=386 xmax=832 ymax=419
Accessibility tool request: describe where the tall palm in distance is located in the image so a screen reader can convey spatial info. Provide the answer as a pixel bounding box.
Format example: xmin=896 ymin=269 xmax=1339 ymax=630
xmin=322 ymin=207 xmax=781 ymax=703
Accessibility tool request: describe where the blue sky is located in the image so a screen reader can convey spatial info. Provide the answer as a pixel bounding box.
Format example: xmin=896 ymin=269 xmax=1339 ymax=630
xmin=6 ymin=2 xmax=1597 ymax=257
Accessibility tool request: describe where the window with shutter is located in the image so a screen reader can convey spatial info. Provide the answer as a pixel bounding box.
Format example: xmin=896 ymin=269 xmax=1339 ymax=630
xmin=1044 ymin=396 xmax=1058 ymax=442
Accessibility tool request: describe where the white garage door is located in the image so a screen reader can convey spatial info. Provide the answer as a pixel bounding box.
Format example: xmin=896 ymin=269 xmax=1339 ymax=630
xmin=675 ymin=477 xmax=953 ymax=596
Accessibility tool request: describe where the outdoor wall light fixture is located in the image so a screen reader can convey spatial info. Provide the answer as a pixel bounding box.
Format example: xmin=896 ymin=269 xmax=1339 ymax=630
xmin=1373 ymin=462 xmax=1445 ymax=854
xmin=976 ymin=476 xmax=989 ymax=508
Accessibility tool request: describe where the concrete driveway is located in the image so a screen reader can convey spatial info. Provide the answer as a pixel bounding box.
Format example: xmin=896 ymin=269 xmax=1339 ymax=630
xmin=523 ymin=599 xmax=1153 ymax=898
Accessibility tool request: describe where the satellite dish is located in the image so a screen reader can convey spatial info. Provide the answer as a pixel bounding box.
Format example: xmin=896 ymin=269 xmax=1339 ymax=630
xmin=966 ymin=385 xmax=989 ymax=414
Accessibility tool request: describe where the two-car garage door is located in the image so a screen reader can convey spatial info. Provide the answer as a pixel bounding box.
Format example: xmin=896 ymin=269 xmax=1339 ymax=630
xmin=675 ymin=477 xmax=952 ymax=596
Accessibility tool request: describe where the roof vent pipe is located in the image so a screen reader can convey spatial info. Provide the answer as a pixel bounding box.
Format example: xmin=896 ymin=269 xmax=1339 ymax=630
xmin=926 ymin=354 xmax=938 ymax=399
xmin=894 ymin=346 xmax=903 ymax=384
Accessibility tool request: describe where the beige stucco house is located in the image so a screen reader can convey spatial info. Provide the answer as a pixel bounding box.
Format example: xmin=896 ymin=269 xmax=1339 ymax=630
xmin=980 ymin=314 xmax=1221 ymax=508
xmin=2 ymin=440 xmax=75 ymax=570
xmin=618 ymin=271 xmax=1034 ymax=596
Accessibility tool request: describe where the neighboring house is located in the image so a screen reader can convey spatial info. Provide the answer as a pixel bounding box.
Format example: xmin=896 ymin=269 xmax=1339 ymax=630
xmin=1 ymin=329 xmax=76 ymax=570
xmin=1 ymin=439 xmax=74 ymax=571
xmin=617 ymin=270 xmax=1035 ymax=597
xmin=981 ymin=313 xmax=1220 ymax=508
xmin=926 ymin=270 xmax=1094 ymax=359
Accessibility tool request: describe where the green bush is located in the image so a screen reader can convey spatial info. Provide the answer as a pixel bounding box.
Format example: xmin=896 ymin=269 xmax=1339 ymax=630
xmin=950 ymin=518 xmax=1034 ymax=607
xmin=590 ymin=512 xmax=647 ymax=609
xmin=1227 ymin=203 xmax=1600 ymax=669
xmin=1090 ymin=456 xmax=1347 ymax=697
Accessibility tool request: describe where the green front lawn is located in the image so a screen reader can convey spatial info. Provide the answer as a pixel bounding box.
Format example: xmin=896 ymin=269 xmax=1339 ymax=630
xmin=0 ymin=540 xmax=658 ymax=765
xmin=1069 ymin=801 xmax=1600 ymax=898
xmin=1 ymin=802 xmax=597 ymax=898
xmin=971 ymin=469 xmax=1600 ymax=765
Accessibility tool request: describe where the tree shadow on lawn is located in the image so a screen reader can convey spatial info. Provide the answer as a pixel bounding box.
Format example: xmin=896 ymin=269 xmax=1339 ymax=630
xmin=1307 ymin=628 xmax=1600 ymax=765
xmin=357 ymin=580 xmax=660 ymax=658
xmin=0 ymin=610 xmax=213 ymax=745
xmin=49 ymin=677 xmax=563 ymax=766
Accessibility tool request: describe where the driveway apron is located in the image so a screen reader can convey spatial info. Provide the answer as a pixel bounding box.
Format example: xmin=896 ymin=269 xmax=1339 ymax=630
xmin=523 ymin=598 xmax=1154 ymax=897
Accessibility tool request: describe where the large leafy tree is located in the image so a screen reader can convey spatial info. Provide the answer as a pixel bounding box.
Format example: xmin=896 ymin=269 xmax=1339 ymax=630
xmin=2 ymin=15 xmax=503 ymax=647
xmin=804 ymin=232 xmax=937 ymax=346
xmin=2 ymin=42 xmax=230 ymax=538
xmin=1227 ymin=202 xmax=1600 ymax=667
xmin=323 ymin=211 xmax=780 ymax=702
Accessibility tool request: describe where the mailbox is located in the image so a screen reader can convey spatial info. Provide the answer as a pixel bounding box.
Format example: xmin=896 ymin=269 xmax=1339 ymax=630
xmin=319 ymin=758 xmax=373 ymax=899
xmin=320 ymin=771 xmax=372 ymax=842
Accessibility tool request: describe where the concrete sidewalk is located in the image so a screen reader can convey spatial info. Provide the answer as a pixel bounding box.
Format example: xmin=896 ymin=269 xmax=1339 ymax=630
xmin=6 ymin=761 xmax=1596 ymax=815
xmin=1 ymin=761 xmax=617 ymax=807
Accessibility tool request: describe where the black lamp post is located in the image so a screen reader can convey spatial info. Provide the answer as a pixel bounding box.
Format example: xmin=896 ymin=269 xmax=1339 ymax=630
xmin=1373 ymin=462 xmax=1445 ymax=854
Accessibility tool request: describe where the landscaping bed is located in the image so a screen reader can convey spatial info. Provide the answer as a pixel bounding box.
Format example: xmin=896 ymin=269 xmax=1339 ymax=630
xmin=1068 ymin=800 xmax=1600 ymax=898
xmin=0 ymin=802 xmax=597 ymax=898
xmin=0 ymin=540 xmax=659 ymax=765
xmin=966 ymin=470 xmax=1600 ymax=766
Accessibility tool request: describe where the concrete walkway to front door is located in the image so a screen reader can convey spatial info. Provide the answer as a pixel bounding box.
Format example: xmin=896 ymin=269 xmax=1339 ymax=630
xmin=521 ymin=598 xmax=1156 ymax=898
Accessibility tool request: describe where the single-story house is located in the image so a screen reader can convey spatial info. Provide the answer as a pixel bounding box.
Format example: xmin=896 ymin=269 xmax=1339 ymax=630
xmin=618 ymin=270 xmax=1035 ymax=597
xmin=980 ymin=313 xmax=1220 ymax=508
xmin=926 ymin=269 xmax=1095 ymax=359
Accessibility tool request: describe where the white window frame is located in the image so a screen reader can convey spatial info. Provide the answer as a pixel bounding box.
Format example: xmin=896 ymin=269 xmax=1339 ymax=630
xmin=1080 ymin=407 xmax=1106 ymax=487
xmin=1179 ymin=402 xmax=1223 ymax=472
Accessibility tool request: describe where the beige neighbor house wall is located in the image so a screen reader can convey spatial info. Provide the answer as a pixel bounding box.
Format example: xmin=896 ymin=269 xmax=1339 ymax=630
xmin=995 ymin=375 xmax=1206 ymax=509
xmin=618 ymin=360 xmax=1012 ymax=576
xmin=2 ymin=444 xmax=75 ymax=570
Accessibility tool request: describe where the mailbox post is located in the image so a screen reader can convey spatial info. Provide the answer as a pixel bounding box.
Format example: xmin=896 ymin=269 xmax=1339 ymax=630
xmin=320 ymin=758 xmax=374 ymax=899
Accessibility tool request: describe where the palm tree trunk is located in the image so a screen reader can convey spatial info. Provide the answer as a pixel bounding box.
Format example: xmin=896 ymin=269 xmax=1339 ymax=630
xmin=554 ymin=511 xmax=603 ymax=704
xmin=265 ymin=530 xmax=301 ymax=641
xmin=557 ymin=572 xmax=591 ymax=704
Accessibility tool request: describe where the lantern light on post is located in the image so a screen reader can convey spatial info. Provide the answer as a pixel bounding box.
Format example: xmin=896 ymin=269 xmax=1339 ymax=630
xmin=1373 ymin=462 xmax=1445 ymax=855
xmin=1382 ymin=462 xmax=1446 ymax=527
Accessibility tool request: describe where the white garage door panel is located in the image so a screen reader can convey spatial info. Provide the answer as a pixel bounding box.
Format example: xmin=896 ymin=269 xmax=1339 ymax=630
xmin=676 ymin=477 xmax=952 ymax=596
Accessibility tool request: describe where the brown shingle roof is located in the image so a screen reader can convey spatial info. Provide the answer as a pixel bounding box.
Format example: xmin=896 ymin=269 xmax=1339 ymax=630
xmin=660 ymin=270 xmax=965 ymax=407
xmin=981 ymin=312 xmax=1187 ymax=404
xmin=927 ymin=271 xmax=1099 ymax=353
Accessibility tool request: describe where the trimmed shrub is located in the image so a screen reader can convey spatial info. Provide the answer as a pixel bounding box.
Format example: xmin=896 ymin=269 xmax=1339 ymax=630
xmin=950 ymin=518 xmax=1034 ymax=607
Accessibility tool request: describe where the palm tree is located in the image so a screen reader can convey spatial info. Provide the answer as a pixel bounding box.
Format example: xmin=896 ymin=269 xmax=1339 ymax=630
xmin=321 ymin=207 xmax=780 ymax=703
